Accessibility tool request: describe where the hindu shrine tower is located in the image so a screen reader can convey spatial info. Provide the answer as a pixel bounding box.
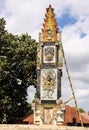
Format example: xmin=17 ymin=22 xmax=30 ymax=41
xmin=34 ymin=5 xmax=65 ymax=125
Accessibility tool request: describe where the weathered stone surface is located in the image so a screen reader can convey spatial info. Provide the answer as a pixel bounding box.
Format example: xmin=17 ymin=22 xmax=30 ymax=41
xmin=0 ymin=125 xmax=89 ymax=130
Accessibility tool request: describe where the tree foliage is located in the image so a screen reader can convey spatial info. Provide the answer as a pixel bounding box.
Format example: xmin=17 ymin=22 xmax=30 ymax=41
xmin=74 ymin=106 xmax=85 ymax=113
xmin=0 ymin=18 xmax=37 ymax=123
xmin=78 ymin=108 xmax=85 ymax=113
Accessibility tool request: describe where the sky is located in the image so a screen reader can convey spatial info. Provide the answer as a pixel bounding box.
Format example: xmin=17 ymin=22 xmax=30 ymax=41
xmin=0 ymin=0 xmax=89 ymax=111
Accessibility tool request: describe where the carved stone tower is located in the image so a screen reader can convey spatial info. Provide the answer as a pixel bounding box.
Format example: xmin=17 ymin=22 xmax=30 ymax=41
xmin=34 ymin=5 xmax=65 ymax=125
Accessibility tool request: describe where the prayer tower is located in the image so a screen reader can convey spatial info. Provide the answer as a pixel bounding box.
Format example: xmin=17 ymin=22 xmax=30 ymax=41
xmin=34 ymin=5 xmax=65 ymax=125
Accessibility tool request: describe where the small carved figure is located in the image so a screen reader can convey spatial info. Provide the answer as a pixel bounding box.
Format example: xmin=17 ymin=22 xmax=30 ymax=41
xmin=42 ymin=70 xmax=56 ymax=99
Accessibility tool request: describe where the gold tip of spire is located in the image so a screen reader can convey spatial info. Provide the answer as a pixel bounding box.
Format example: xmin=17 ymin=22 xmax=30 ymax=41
xmin=42 ymin=5 xmax=58 ymax=42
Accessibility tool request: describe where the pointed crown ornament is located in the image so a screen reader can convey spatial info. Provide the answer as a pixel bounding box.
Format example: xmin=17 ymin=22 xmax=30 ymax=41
xmin=42 ymin=5 xmax=58 ymax=42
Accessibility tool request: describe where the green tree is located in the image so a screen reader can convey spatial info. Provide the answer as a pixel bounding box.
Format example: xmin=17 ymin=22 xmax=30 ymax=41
xmin=74 ymin=106 xmax=85 ymax=113
xmin=0 ymin=18 xmax=37 ymax=123
xmin=78 ymin=108 xmax=85 ymax=113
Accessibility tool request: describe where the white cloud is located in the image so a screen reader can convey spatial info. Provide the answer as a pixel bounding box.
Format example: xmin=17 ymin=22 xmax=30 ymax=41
xmin=0 ymin=0 xmax=89 ymax=111
xmin=76 ymin=89 xmax=89 ymax=99
xmin=69 ymin=0 xmax=89 ymax=17
xmin=27 ymin=86 xmax=36 ymax=103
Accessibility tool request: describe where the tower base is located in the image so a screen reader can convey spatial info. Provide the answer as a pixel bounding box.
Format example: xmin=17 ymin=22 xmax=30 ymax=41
xmin=33 ymin=99 xmax=65 ymax=125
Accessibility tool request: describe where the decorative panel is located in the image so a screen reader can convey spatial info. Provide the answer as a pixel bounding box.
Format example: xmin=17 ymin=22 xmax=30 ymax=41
xmin=40 ymin=69 xmax=57 ymax=100
xmin=44 ymin=108 xmax=53 ymax=124
xmin=37 ymin=42 xmax=42 ymax=69
xmin=43 ymin=45 xmax=56 ymax=63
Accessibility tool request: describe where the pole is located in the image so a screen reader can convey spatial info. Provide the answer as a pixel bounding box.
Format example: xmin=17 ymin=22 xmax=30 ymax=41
xmin=61 ymin=44 xmax=83 ymax=127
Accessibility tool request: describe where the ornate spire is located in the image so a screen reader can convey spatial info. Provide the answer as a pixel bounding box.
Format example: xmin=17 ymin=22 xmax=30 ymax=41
xmin=42 ymin=5 xmax=58 ymax=42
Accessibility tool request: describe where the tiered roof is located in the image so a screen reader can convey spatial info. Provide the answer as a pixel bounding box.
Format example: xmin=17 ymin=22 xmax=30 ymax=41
xmin=42 ymin=5 xmax=58 ymax=42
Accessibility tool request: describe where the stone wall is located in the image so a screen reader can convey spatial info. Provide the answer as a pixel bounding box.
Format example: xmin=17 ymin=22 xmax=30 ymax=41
xmin=0 ymin=125 xmax=89 ymax=130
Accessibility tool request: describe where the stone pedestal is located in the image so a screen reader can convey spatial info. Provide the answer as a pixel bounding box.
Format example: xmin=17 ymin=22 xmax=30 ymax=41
xmin=33 ymin=99 xmax=65 ymax=125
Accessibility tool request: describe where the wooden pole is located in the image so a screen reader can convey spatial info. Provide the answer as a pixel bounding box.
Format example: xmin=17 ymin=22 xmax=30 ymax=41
xmin=61 ymin=44 xmax=83 ymax=127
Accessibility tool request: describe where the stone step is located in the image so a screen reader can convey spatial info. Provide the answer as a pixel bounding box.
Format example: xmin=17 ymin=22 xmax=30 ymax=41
xmin=0 ymin=125 xmax=89 ymax=130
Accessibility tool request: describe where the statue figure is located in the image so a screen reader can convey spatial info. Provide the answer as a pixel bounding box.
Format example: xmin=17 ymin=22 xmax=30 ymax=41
xmin=42 ymin=69 xmax=56 ymax=99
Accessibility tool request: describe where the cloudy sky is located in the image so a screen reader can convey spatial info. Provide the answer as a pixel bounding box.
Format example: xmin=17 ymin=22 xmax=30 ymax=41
xmin=0 ymin=0 xmax=89 ymax=111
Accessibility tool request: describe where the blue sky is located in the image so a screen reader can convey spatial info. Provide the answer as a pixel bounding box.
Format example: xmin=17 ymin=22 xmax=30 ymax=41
xmin=57 ymin=12 xmax=77 ymax=28
xmin=0 ymin=0 xmax=89 ymax=112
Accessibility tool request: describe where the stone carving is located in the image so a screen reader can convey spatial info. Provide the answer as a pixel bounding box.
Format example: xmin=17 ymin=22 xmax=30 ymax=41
xmin=58 ymin=43 xmax=63 ymax=69
xmin=42 ymin=5 xmax=58 ymax=42
xmin=37 ymin=43 xmax=41 ymax=68
xmin=44 ymin=109 xmax=52 ymax=124
xmin=34 ymin=5 xmax=64 ymax=125
xmin=41 ymin=69 xmax=57 ymax=100
xmin=43 ymin=46 xmax=55 ymax=63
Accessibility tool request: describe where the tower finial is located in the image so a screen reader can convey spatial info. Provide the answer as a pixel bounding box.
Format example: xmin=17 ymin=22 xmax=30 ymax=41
xmin=42 ymin=5 xmax=58 ymax=42
xmin=49 ymin=4 xmax=52 ymax=8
